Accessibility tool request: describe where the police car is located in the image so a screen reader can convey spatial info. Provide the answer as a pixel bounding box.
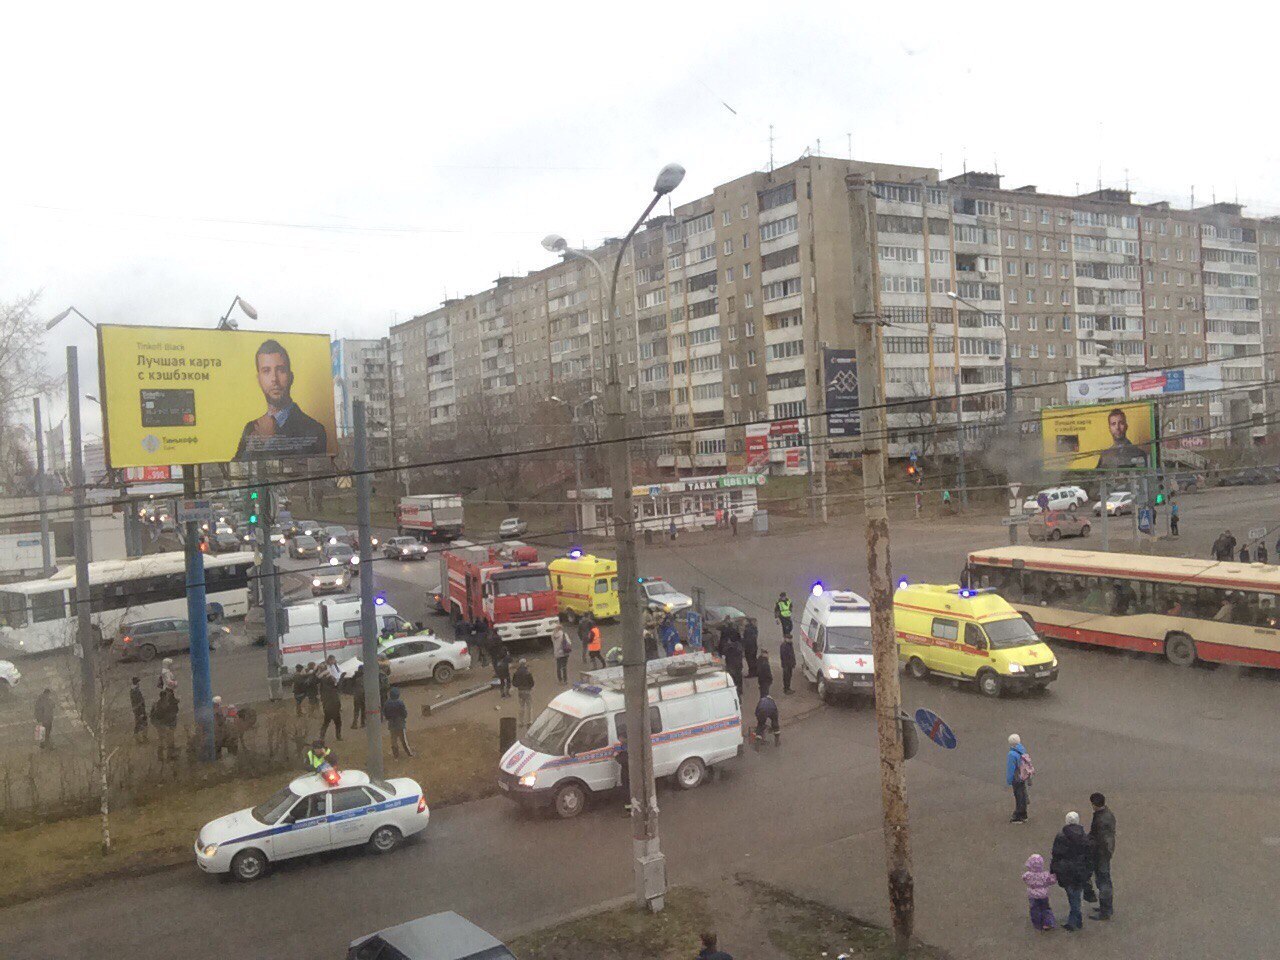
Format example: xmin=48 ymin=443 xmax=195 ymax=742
xmin=195 ymin=769 xmax=429 ymax=882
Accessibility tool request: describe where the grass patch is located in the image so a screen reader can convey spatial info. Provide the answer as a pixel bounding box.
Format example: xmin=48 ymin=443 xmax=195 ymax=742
xmin=0 ymin=720 xmax=497 ymax=908
xmin=510 ymin=889 xmax=713 ymax=960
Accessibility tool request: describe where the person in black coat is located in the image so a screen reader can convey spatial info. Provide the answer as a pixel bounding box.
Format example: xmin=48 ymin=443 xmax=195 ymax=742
xmin=754 ymin=693 xmax=780 ymax=745
xmin=741 ymin=618 xmax=759 ymax=677
xmin=720 ymin=636 xmax=744 ymax=695
xmin=718 ymin=618 xmax=740 ymax=656
xmin=756 ymin=651 xmax=773 ymax=697
xmin=577 ymin=614 xmax=594 ymax=664
xmin=351 ymin=664 xmax=366 ymax=729
xmin=644 ymin=630 xmax=660 ymax=661
xmin=493 ymin=646 xmax=512 ymax=697
xmin=129 ymin=677 xmax=149 ymax=744
xmin=319 ymin=675 xmax=343 ymax=741
xmin=1050 ymin=812 xmax=1094 ymax=931
xmin=778 ymin=636 xmax=796 ymax=694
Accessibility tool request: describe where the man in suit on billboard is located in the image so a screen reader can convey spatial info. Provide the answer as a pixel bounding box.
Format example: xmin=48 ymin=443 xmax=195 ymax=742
xmin=235 ymin=339 xmax=328 ymax=460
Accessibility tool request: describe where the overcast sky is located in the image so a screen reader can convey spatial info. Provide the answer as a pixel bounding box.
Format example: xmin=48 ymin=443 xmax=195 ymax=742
xmin=7 ymin=1 xmax=1280 ymax=434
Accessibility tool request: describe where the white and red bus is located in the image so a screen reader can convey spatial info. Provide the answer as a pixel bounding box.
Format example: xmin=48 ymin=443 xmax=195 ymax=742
xmin=966 ymin=545 xmax=1280 ymax=670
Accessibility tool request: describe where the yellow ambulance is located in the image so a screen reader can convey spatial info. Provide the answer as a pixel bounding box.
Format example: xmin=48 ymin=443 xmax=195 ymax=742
xmin=547 ymin=552 xmax=620 ymax=622
xmin=893 ymin=583 xmax=1058 ymax=696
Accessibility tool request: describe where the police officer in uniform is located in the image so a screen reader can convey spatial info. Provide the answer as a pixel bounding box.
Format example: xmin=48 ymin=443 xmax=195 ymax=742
xmin=774 ymin=592 xmax=794 ymax=640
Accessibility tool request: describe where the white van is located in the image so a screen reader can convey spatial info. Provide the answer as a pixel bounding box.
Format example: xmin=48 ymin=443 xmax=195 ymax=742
xmin=279 ymin=597 xmax=411 ymax=673
xmin=498 ymin=653 xmax=742 ymax=818
xmin=798 ymin=587 xmax=875 ymax=703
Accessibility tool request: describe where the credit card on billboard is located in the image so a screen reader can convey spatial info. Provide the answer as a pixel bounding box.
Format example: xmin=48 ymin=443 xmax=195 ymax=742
xmin=140 ymin=389 xmax=197 ymax=427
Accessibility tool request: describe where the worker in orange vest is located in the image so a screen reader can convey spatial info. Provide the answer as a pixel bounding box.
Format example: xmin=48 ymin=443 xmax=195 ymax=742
xmin=587 ymin=623 xmax=605 ymax=670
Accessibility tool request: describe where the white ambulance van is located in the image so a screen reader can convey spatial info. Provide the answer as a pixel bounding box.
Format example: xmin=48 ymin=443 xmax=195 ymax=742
xmin=798 ymin=585 xmax=875 ymax=703
xmin=498 ymin=652 xmax=742 ymax=818
xmin=278 ymin=597 xmax=411 ymax=673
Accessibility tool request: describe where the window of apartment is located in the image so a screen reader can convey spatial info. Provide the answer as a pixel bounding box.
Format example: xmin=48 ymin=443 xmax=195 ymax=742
xmin=722 ymin=210 xmax=732 ymax=226
xmin=1005 ymin=233 xmax=1016 ymax=249
xmin=668 ymin=254 xmax=682 ymax=271
xmin=747 ymin=350 xmax=757 ymax=366
xmin=1007 ymin=261 xmax=1018 ymax=276
xmin=744 ymin=319 xmax=756 ymax=336
xmin=727 ymin=324 xmax=738 ymax=341
xmin=760 ymin=215 xmax=798 ymax=242
xmin=743 ymin=262 xmax=752 ymax=278
xmin=1025 ymin=289 xmax=1034 ymax=303
xmin=767 ymin=339 xmax=805 ymax=360
xmin=729 ymin=382 xmax=740 ymax=397
xmin=765 ymin=277 xmax=803 ymax=300
xmin=725 ymin=267 xmax=735 ymax=283
xmin=744 ymin=291 xmax=754 ymax=308
xmin=742 ymin=232 xmax=751 ymax=250
xmin=723 ymin=239 xmax=733 ymax=256
xmin=740 ymin=203 xmax=749 ymax=219
xmin=728 ymin=353 xmax=739 ymax=369
xmin=686 ymin=212 xmax=714 ymax=236
xmin=1024 ymin=235 xmax=1033 ymax=251
xmin=1007 ymin=288 xmax=1018 ymax=304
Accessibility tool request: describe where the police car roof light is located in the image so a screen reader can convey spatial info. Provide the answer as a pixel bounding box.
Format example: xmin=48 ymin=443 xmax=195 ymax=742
xmin=811 ymin=582 xmax=824 ymax=596
xmin=896 ymin=577 xmax=909 ymax=590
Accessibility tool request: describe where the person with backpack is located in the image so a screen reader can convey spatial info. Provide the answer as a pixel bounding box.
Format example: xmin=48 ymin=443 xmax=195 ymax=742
xmin=552 ymin=620 xmax=573 ymax=683
xmin=1005 ymin=733 xmax=1033 ymax=823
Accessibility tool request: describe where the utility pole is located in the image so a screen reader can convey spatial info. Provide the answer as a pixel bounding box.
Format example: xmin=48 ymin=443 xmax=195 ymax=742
xmin=355 ymin=401 xmax=385 ymax=779
xmin=1100 ymin=476 xmax=1110 ymax=551
xmin=952 ymin=368 xmax=969 ymax=511
xmin=182 ymin=468 xmax=215 ymax=761
xmin=847 ymin=177 xmax=914 ymax=955
xmin=33 ymin=397 xmax=53 ymax=574
xmin=67 ymin=347 xmax=96 ymax=721
xmin=257 ymin=463 xmax=283 ymax=701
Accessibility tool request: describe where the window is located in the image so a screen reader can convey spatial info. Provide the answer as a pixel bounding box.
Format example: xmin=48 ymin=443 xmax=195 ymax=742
xmin=931 ymin=618 xmax=959 ymax=641
xmin=759 ymin=181 xmax=797 ymax=211
xmin=763 ymin=246 xmax=802 ymax=271
xmin=764 ymin=277 xmax=803 ymax=301
xmin=288 ymin=794 xmax=327 ymax=822
xmin=964 ymin=623 xmax=988 ymax=650
xmin=722 ymin=210 xmax=732 ymax=226
xmin=329 ymin=787 xmax=373 ymax=814
xmin=767 ymin=339 xmax=805 ymax=360
xmin=568 ymin=717 xmax=608 ymax=755
xmin=723 ymin=239 xmax=733 ymax=256
xmin=760 ymin=215 xmax=798 ymax=242
xmin=744 ymin=291 xmax=754 ymax=307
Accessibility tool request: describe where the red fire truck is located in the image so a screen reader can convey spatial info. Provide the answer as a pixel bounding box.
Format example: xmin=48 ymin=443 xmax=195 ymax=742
xmin=438 ymin=544 xmax=560 ymax=644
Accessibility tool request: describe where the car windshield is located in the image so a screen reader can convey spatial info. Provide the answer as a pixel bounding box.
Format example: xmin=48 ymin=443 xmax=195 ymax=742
xmin=826 ymin=624 xmax=873 ymax=654
xmin=982 ymin=617 xmax=1040 ymax=650
xmin=251 ymin=786 xmax=299 ymax=825
xmin=295 ymin=536 xmax=316 ymax=547
xmin=645 ymin=580 xmax=673 ymax=595
xmin=523 ymin=708 xmax=579 ymax=756
xmin=493 ymin=571 xmax=552 ymax=595
xmin=329 ymin=545 xmax=353 ymax=556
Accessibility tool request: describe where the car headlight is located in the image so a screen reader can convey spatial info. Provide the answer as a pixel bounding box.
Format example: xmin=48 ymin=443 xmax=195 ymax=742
xmin=1050 ymin=658 xmax=1058 ymax=668
xmin=312 ymin=579 xmax=322 ymax=587
xmin=518 ymin=773 xmax=537 ymax=787
xmin=826 ymin=667 xmax=841 ymax=679
xmin=663 ymin=602 xmax=673 ymax=612
xmin=201 ymin=843 xmax=218 ymax=857
xmin=330 ymin=557 xmax=339 ymax=565
xmin=1007 ymin=662 xmax=1025 ymax=674
xmin=372 ymin=538 xmax=379 ymax=546
xmin=350 ymin=556 xmax=360 ymax=565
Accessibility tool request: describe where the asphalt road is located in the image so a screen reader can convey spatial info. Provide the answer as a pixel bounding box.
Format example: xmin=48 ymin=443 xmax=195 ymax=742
xmin=4 ymin=486 xmax=1280 ymax=960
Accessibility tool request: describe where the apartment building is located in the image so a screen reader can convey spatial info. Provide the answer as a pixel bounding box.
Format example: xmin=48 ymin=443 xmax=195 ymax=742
xmin=331 ymin=338 xmax=391 ymax=439
xmin=391 ymin=155 xmax=1279 ymax=481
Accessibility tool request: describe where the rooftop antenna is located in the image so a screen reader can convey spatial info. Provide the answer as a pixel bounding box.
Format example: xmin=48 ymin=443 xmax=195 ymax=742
xmin=768 ymin=124 xmax=775 ymax=173
xmin=848 ymin=132 xmax=852 ymax=161
xmin=816 ymin=137 xmax=821 ymax=159
xmin=1124 ymin=168 xmax=1130 ymax=192
xmin=994 ymin=157 xmax=999 ymax=177
xmin=1190 ymin=186 xmax=1195 ymax=209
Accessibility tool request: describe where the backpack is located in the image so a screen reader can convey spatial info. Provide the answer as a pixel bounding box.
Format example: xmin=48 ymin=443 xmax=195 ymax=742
xmin=1016 ymin=752 xmax=1035 ymax=783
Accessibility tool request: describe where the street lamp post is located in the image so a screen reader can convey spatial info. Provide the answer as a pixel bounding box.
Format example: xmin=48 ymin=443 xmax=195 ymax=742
xmin=550 ymin=163 xmax=684 ymax=913
xmin=551 ymin=394 xmax=597 ymax=536
xmin=217 ymin=295 xmax=258 ymax=331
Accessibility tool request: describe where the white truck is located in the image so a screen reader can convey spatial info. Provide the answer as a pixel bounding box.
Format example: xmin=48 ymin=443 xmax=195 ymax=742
xmin=396 ymin=495 xmax=464 ymax=542
xmin=0 ymin=533 xmax=51 ymax=583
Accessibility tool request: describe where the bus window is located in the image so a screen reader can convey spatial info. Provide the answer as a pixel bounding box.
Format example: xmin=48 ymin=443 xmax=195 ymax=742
xmin=0 ymin=591 xmax=28 ymax=628
xmin=30 ymin=590 xmax=68 ymax=624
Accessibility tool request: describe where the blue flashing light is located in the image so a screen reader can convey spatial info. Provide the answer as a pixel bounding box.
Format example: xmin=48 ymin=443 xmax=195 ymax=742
xmin=896 ymin=577 xmax=909 ymax=591
xmin=959 ymin=589 xmax=974 ymax=599
xmin=568 ymin=547 xmax=583 ymax=560
xmin=811 ymin=582 xmax=824 ymax=597
xmin=374 ymin=591 xmax=387 ymax=606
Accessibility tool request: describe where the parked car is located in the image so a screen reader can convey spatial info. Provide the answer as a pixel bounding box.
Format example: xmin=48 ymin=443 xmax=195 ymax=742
xmin=637 ymin=577 xmax=693 ymax=613
xmin=1092 ymin=491 xmax=1135 ymax=516
xmin=348 ymin=912 xmax=514 ymax=960
xmin=289 ymin=534 xmax=322 ymax=559
xmin=383 ymin=536 xmax=429 ymax=560
xmin=325 ymin=542 xmax=359 ymax=566
xmin=1028 ymin=509 xmax=1092 ymax=541
xmin=497 ymin=517 xmax=528 ymax=539
xmin=0 ymin=659 xmax=20 ymax=695
xmin=702 ymin=604 xmax=749 ymax=648
xmin=339 ymin=632 xmax=471 ymax=686
xmin=114 ymin=617 xmax=230 ymax=661
xmin=1023 ymin=486 xmax=1088 ymax=513
xmin=312 ymin=568 xmax=351 ymax=596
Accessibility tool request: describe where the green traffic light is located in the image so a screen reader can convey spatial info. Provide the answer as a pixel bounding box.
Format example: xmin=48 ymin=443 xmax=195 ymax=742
xmin=249 ymin=513 xmax=259 ymax=524
xmin=249 ymin=491 xmax=259 ymax=500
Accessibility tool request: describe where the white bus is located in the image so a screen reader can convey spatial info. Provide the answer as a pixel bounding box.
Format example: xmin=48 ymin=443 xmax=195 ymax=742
xmin=0 ymin=551 xmax=255 ymax=656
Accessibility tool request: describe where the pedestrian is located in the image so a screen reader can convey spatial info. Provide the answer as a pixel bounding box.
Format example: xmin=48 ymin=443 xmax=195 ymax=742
xmin=587 ymin=621 xmax=606 ymax=670
xmin=512 ymin=658 xmax=535 ymax=727
xmin=696 ymin=932 xmax=733 ymax=960
xmin=305 ymin=738 xmax=333 ymax=772
xmin=130 ymin=677 xmax=149 ymax=744
xmin=1169 ymin=502 xmax=1179 ymax=538
xmin=384 ymin=688 xmax=412 ymax=758
xmin=1259 ymin=542 xmax=1270 ymax=565
xmin=721 ymin=634 xmax=744 ymax=696
xmin=1021 ymin=853 xmax=1057 ymax=931
xmin=552 ymin=621 xmax=572 ymax=683
xmin=1086 ymin=792 xmax=1117 ymax=921
xmin=756 ymin=650 xmax=773 ymax=698
xmin=577 ymin=614 xmax=593 ymax=664
xmin=754 ymin=692 xmax=780 ymax=745
xmin=774 ymin=592 xmax=793 ymax=639
xmin=615 ymin=725 xmax=631 ymax=814
xmin=1050 ymin=811 xmax=1093 ymax=932
xmin=741 ymin=617 xmax=759 ymax=677
xmin=1006 ymin=733 xmax=1032 ymax=823
xmin=659 ymin=616 xmax=680 ymax=657
xmin=717 ymin=616 xmax=740 ymax=656
xmin=1240 ymin=544 xmax=1252 ymax=564
xmin=378 ymin=662 xmax=391 ymax=711
xmin=303 ymin=662 xmax=320 ymax=715
xmin=158 ymin=657 xmax=176 ymax=692
xmin=730 ymin=513 xmax=739 ymax=536
xmin=494 ymin=646 xmax=512 ymax=697
xmin=324 ymin=654 xmax=341 ymax=684
xmin=779 ymin=635 xmax=796 ymax=694
xmin=351 ymin=664 xmax=366 ymax=729
xmin=644 ymin=629 xmax=660 ymax=661
xmin=319 ymin=675 xmax=343 ymax=741
xmin=34 ymin=688 xmax=54 ymax=749
xmin=942 ymin=488 xmax=952 ymax=510
xmin=291 ymin=664 xmax=306 ymax=715
xmin=150 ymin=686 xmax=179 ymax=762
xmin=1218 ymin=529 xmax=1237 ymax=561
xmin=485 ymin=625 xmax=504 ymax=675
xmin=669 ymin=517 xmax=677 ymax=540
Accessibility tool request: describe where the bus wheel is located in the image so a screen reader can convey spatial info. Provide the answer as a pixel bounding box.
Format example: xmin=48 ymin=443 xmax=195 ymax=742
xmin=977 ymin=669 xmax=1002 ymax=697
xmin=907 ymin=657 xmax=929 ymax=680
xmin=1165 ymin=633 xmax=1197 ymax=667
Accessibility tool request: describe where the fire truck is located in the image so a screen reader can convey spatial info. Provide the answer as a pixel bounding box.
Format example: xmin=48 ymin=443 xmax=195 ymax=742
xmin=396 ymin=494 xmax=464 ymax=542
xmin=438 ymin=544 xmax=559 ymax=644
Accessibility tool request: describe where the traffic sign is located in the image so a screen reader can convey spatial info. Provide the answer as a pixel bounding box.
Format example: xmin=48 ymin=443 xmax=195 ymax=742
xmin=685 ymin=610 xmax=703 ymax=649
xmin=1001 ymin=516 xmax=1028 ymax=526
xmin=1008 ymin=482 xmax=1022 ymax=500
xmin=177 ymin=499 xmax=213 ymax=525
xmin=1249 ymin=527 xmax=1267 ymax=542
xmin=914 ymin=708 xmax=957 ymax=749
xmin=1138 ymin=507 xmax=1154 ymax=534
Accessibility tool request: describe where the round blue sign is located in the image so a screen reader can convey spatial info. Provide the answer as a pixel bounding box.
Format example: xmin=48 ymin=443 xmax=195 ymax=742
xmin=914 ymin=708 xmax=957 ymax=749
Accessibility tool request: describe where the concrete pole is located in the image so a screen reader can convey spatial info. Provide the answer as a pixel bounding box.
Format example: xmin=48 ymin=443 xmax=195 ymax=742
xmin=1100 ymin=476 xmax=1110 ymax=552
xmin=355 ymin=400 xmax=385 ymax=779
xmin=67 ymin=347 xmax=97 ymax=721
xmin=258 ymin=464 xmax=283 ymax=701
xmin=953 ymin=368 xmax=969 ymax=511
xmin=848 ymin=178 xmax=914 ymax=955
xmin=605 ymin=193 xmax=667 ymax=913
xmin=181 ymin=471 xmax=215 ymax=760
xmin=33 ymin=397 xmax=53 ymax=574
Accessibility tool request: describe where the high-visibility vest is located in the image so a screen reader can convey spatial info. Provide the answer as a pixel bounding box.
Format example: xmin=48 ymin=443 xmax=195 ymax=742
xmin=306 ymin=749 xmax=330 ymax=770
xmin=777 ymin=598 xmax=792 ymax=618
xmin=587 ymin=626 xmax=602 ymax=652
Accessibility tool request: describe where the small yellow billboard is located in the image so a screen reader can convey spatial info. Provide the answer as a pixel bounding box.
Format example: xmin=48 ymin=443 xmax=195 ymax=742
xmin=97 ymin=325 xmax=337 ymax=468
xmin=1041 ymin=401 xmax=1155 ymax=471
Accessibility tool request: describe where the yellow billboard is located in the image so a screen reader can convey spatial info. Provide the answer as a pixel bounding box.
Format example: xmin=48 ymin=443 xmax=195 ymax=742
xmin=1041 ymin=401 xmax=1155 ymax=471
xmin=98 ymin=325 xmax=337 ymax=467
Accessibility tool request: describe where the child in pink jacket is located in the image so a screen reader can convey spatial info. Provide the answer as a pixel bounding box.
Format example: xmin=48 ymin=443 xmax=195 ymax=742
xmin=1022 ymin=853 xmax=1057 ymax=931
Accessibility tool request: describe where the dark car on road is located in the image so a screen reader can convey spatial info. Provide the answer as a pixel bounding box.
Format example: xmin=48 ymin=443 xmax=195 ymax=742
xmin=114 ymin=618 xmax=229 ymax=661
xmin=289 ymin=534 xmax=322 ymax=559
xmin=348 ymin=911 xmax=515 ymax=960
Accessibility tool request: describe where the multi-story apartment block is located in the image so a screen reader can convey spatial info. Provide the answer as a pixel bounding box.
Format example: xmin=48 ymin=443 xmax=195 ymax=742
xmin=390 ymin=156 xmax=1279 ymax=483
xmin=331 ymin=338 xmax=391 ymax=439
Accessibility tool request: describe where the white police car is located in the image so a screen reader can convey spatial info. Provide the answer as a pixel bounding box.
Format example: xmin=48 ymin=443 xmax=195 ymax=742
xmin=195 ymin=768 xmax=428 ymax=882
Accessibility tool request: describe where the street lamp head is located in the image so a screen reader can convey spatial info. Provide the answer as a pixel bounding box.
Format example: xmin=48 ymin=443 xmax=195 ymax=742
xmin=46 ymin=308 xmax=73 ymax=331
xmin=945 ymin=290 xmax=959 ymax=300
xmin=541 ymin=234 xmax=569 ymax=254
xmin=236 ymin=297 xmax=258 ymax=321
xmin=653 ymin=163 xmax=685 ymax=197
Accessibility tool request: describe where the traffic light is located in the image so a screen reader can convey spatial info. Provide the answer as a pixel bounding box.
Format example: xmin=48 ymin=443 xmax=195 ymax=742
xmin=248 ymin=489 xmax=260 ymax=526
xmin=906 ymin=463 xmax=923 ymax=486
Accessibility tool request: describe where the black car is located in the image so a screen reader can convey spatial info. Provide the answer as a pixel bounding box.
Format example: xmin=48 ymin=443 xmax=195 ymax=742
xmin=349 ymin=912 xmax=515 ymax=960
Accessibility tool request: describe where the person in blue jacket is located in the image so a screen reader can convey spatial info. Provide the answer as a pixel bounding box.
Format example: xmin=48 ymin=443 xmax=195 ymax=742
xmin=1006 ymin=733 xmax=1030 ymax=823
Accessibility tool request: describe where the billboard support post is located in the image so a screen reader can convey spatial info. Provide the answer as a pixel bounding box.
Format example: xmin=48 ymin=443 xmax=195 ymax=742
xmin=33 ymin=397 xmax=53 ymax=575
xmin=67 ymin=347 xmax=96 ymax=724
xmin=355 ymin=401 xmax=385 ymax=780
xmin=182 ymin=470 xmax=215 ymax=761
xmin=257 ymin=463 xmax=283 ymax=701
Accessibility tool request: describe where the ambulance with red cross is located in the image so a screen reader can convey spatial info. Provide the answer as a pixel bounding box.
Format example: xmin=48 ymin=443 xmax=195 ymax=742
xmin=497 ymin=653 xmax=742 ymax=819
xmin=798 ymin=585 xmax=876 ymax=703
